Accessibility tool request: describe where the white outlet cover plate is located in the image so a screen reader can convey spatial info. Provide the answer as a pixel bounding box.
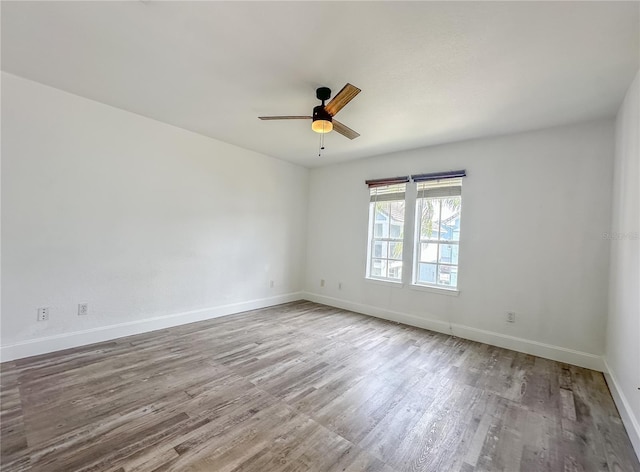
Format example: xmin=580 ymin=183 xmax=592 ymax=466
xmin=37 ymin=307 xmax=49 ymax=321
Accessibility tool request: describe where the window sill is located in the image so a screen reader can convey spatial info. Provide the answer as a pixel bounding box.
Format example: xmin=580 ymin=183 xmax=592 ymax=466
xmin=365 ymin=277 xmax=404 ymax=288
xmin=409 ymin=284 xmax=460 ymax=297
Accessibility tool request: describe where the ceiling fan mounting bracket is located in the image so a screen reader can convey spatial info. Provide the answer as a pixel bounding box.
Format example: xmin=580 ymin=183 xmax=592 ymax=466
xmin=316 ymin=87 xmax=331 ymax=103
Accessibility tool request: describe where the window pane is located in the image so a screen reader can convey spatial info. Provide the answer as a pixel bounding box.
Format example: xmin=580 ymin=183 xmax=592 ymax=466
xmin=371 ymin=259 xmax=386 ymax=277
xmin=439 ymin=197 xmax=461 ymax=241
xmin=388 ymin=200 xmax=405 ymax=239
xmin=389 ymin=242 xmax=403 ymax=260
xmin=417 ymin=263 xmax=437 ymax=284
xmin=388 ymin=261 xmax=402 ymax=280
xmin=420 ymin=243 xmax=438 ymax=263
xmin=450 ymin=266 xmax=459 ymax=287
xmin=419 ymin=198 xmax=440 ymax=239
xmin=373 ymin=241 xmax=388 ymax=259
xmin=438 ymin=244 xmax=459 ymax=265
xmin=374 ymin=202 xmax=390 ymax=238
xmin=390 ymin=223 xmax=403 ymax=238
xmin=438 ymin=265 xmax=458 ymax=287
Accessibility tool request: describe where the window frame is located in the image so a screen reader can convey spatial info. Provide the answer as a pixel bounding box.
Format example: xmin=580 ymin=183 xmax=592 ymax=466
xmin=412 ymin=195 xmax=462 ymax=290
xmin=364 ymin=175 xmax=463 ymax=293
xmin=365 ymin=184 xmax=407 ymax=283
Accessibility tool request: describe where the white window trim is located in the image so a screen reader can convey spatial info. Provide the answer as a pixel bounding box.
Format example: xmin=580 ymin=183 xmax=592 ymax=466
xmin=365 ymin=184 xmax=407 ymax=284
xmin=365 ymin=178 xmax=463 ymax=292
xmin=409 ymin=283 xmax=460 ymax=296
xmin=411 ymin=187 xmax=462 ymax=291
xmin=364 ymin=278 xmax=404 ymax=288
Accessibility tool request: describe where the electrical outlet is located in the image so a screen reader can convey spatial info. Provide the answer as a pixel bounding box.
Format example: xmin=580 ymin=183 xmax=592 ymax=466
xmin=37 ymin=307 xmax=49 ymax=321
xmin=269 ymin=280 xmax=274 ymax=288
xmin=507 ymin=312 xmax=516 ymax=323
xmin=320 ymin=279 xmax=325 ymax=287
xmin=78 ymin=303 xmax=88 ymax=316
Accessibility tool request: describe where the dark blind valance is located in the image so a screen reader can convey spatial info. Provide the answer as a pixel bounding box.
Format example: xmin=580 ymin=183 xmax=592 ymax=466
xmin=411 ymin=170 xmax=466 ymax=182
xmin=365 ymin=176 xmax=410 ymax=188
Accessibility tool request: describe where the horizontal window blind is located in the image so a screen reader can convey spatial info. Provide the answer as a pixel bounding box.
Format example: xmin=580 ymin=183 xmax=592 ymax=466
xmin=365 ymin=176 xmax=409 ymax=187
xmin=411 ymin=170 xmax=466 ymax=182
xmin=416 ymin=177 xmax=462 ymax=199
xmin=370 ymin=183 xmax=406 ymax=202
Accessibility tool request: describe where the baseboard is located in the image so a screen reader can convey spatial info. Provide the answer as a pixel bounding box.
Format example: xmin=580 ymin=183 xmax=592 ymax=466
xmin=2 ymin=291 xmax=605 ymax=373
xmin=0 ymin=292 xmax=304 ymax=362
xmin=603 ymin=358 xmax=640 ymax=460
xmin=302 ymin=292 xmax=604 ymax=372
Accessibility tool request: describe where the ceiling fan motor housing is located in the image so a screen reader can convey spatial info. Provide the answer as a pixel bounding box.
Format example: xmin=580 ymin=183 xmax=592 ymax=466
xmin=313 ymin=105 xmax=332 ymax=122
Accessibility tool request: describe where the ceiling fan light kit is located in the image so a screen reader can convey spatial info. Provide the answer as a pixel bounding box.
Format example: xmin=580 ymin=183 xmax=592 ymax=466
xmin=258 ymin=83 xmax=361 ymax=142
xmin=311 ymin=105 xmax=333 ymax=133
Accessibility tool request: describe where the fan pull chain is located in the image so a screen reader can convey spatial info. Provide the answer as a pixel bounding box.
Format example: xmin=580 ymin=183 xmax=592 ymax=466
xmin=318 ymin=125 xmax=326 ymax=157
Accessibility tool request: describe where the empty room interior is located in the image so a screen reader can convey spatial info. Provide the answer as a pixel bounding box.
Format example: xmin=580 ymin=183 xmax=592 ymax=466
xmin=1 ymin=1 xmax=639 ymax=471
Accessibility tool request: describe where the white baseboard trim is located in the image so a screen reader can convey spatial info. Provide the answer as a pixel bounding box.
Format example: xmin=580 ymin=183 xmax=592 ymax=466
xmin=302 ymin=292 xmax=604 ymax=372
xmin=603 ymin=358 xmax=640 ymax=460
xmin=0 ymin=292 xmax=304 ymax=362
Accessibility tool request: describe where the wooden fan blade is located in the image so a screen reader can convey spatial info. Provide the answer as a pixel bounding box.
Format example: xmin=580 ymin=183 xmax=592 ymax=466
xmin=325 ymin=83 xmax=361 ymax=116
xmin=258 ymin=116 xmax=311 ymax=120
xmin=333 ymin=120 xmax=360 ymax=140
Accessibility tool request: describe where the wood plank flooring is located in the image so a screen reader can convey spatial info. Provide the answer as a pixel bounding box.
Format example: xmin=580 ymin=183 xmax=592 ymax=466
xmin=1 ymin=301 xmax=638 ymax=472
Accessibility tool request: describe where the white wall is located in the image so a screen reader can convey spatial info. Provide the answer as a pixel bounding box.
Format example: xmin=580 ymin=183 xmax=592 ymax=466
xmin=0 ymin=70 xmax=624 ymax=379
xmin=1 ymin=72 xmax=308 ymax=359
xmin=305 ymin=120 xmax=614 ymax=370
xmin=605 ymin=70 xmax=640 ymax=457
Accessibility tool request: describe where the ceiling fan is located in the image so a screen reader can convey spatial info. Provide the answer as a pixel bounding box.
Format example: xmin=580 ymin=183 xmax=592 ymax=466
xmin=258 ymin=83 xmax=361 ymax=139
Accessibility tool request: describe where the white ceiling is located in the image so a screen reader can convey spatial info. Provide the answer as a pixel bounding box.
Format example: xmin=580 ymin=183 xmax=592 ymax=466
xmin=2 ymin=1 xmax=638 ymax=168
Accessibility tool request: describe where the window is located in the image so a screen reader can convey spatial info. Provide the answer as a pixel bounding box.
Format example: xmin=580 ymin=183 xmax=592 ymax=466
xmin=365 ymin=171 xmax=464 ymax=291
xmin=366 ymin=183 xmax=406 ymax=282
xmin=414 ymin=178 xmax=462 ymax=289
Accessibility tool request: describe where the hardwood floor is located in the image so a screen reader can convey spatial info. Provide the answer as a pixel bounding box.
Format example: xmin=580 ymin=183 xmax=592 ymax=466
xmin=1 ymin=301 xmax=638 ymax=472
